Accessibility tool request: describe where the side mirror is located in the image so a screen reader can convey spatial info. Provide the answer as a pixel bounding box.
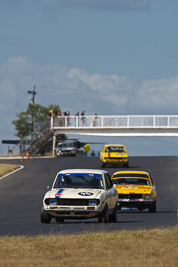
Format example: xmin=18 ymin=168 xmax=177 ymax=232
xmin=46 ymin=186 xmax=50 ymax=191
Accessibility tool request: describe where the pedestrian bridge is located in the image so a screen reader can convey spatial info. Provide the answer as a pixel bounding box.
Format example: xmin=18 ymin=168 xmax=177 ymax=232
xmin=51 ymin=115 xmax=178 ymax=137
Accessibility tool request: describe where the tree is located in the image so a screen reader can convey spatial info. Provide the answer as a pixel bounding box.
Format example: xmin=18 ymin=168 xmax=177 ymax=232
xmin=12 ymin=103 xmax=61 ymax=140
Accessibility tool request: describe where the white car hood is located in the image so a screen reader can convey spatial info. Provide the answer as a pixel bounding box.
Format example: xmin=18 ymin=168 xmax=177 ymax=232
xmin=46 ymin=188 xmax=103 ymax=199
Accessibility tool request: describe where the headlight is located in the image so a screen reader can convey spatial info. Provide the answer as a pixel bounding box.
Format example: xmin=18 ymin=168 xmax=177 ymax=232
xmin=88 ymin=199 xmax=100 ymax=206
xmin=151 ymin=186 xmax=156 ymax=194
xmin=144 ymin=194 xmax=151 ymax=200
xmin=89 ymin=200 xmax=97 ymax=205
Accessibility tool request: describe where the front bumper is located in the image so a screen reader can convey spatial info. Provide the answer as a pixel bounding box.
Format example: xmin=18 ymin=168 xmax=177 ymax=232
xmin=118 ymin=199 xmax=155 ymax=210
xmin=61 ymin=151 xmax=76 ymax=156
xmin=44 ymin=206 xmax=104 ymax=219
xmin=103 ymin=159 xmax=128 ymax=165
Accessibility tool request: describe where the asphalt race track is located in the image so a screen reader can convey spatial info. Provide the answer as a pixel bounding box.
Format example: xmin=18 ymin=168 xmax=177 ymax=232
xmin=0 ymin=156 xmax=177 ymax=236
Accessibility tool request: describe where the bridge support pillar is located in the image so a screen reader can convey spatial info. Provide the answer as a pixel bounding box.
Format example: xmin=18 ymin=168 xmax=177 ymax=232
xmin=52 ymin=135 xmax=56 ymax=158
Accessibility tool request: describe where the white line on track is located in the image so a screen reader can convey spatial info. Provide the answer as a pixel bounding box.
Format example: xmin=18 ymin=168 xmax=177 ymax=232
xmin=0 ymin=165 xmax=24 ymax=180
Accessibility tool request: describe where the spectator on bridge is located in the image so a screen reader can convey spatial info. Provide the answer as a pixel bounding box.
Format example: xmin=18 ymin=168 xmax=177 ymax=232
xmin=56 ymin=110 xmax=63 ymax=126
xmin=56 ymin=110 xmax=62 ymax=117
xmin=93 ymin=113 xmax=98 ymax=126
xmin=47 ymin=112 xmax=51 ymax=119
xmin=64 ymin=110 xmax=70 ymax=126
xmin=47 ymin=109 xmax=55 ymax=119
xmin=81 ymin=111 xmax=85 ymax=126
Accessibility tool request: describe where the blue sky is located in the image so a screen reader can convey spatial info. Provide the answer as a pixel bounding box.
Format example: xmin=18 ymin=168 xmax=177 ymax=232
xmin=0 ymin=0 xmax=178 ymax=156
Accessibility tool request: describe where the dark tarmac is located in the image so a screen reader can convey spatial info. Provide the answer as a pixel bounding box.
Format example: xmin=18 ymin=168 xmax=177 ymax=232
xmin=0 ymin=156 xmax=177 ymax=236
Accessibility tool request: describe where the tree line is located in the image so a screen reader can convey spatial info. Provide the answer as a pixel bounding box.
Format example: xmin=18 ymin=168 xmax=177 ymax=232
xmin=12 ymin=103 xmax=60 ymax=139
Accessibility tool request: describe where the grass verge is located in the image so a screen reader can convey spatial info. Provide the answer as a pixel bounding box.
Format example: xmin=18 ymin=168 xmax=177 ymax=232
xmin=0 ymin=163 xmax=19 ymax=178
xmin=0 ymin=227 xmax=177 ymax=267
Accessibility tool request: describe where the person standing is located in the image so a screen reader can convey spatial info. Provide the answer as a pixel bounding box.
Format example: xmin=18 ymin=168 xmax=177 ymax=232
xmin=93 ymin=113 xmax=98 ymax=126
xmin=81 ymin=111 xmax=85 ymax=126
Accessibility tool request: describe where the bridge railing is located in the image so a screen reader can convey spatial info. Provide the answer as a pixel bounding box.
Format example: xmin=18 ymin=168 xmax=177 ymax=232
xmin=52 ymin=115 xmax=178 ymax=129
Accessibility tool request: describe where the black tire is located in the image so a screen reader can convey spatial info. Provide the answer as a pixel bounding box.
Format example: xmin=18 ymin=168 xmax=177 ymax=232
xmin=98 ymin=205 xmax=109 ymax=223
xmin=55 ymin=217 xmax=65 ymax=223
xmin=118 ymin=205 xmax=121 ymax=211
xmin=124 ymin=162 xmax=129 ymax=168
xmin=40 ymin=207 xmax=51 ymax=224
xmin=109 ymin=203 xmax=118 ymax=222
xmin=149 ymin=201 xmax=156 ymax=213
xmin=100 ymin=161 xmax=105 ymax=168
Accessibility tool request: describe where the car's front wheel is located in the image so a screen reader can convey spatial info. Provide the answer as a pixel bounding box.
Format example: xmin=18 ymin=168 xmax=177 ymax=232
xmin=98 ymin=204 xmax=109 ymax=223
xmin=149 ymin=201 xmax=156 ymax=213
xmin=40 ymin=207 xmax=52 ymax=223
xmin=109 ymin=203 xmax=118 ymax=222
xmin=124 ymin=162 xmax=129 ymax=168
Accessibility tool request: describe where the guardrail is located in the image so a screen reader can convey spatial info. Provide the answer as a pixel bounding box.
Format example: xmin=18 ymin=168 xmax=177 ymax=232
xmin=52 ymin=115 xmax=178 ymax=128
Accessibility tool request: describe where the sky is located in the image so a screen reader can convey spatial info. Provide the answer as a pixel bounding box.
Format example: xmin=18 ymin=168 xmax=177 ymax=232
xmin=0 ymin=0 xmax=178 ymax=156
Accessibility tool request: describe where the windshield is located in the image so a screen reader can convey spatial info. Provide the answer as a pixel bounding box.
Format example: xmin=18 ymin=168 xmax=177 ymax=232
xmin=53 ymin=173 xmax=104 ymax=189
xmin=113 ymin=173 xmax=149 ymax=178
xmin=57 ymin=142 xmax=74 ymax=148
xmin=112 ymin=177 xmax=151 ymax=186
xmin=105 ymin=146 xmax=124 ymax=153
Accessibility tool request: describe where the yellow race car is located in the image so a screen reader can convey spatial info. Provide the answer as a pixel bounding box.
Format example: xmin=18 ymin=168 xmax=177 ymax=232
xmin=100 ymin=144 xmax=129 ymax=168
xmin=111 ymin=171 xmax=157 ymax=212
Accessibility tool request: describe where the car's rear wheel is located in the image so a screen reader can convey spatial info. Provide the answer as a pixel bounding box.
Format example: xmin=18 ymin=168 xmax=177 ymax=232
xmin=149 ymin=201 xmax=156 ymax=213
xmin=109 ymin=203 xmax=118 ymax=222
xmin=55 ymin=217 xmax=65 ymax=223
xmin=98 ymin=204 xmax=109 ymax=223
xmin=40 ymin=207 xmax=52 ymax=224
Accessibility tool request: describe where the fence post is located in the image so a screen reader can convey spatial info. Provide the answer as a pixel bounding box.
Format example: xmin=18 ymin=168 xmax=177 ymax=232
xmin=127 ymin=115 xmax=129 ymax=127
xmin=51 ymin=116 xmax=53 ymax=129
xmin=101 ymin=116 xmax=103 ymax=127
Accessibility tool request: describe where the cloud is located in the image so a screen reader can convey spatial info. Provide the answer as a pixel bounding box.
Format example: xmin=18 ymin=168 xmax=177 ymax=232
xmin=1 ymin=57 xmax=178 ymax=140
xmin=0 ymin=57 xmax=178 ymax=117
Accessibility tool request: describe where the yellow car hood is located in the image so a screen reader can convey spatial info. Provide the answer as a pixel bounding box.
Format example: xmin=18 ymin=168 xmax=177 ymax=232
xmin=114 ymin=185 xmax=151 ymax=194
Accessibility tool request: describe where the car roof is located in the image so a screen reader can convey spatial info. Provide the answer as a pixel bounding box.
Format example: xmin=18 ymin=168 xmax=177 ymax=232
xmin=104 ymin=144 xmax=125 ymax=147
xmin=112 ymin=170 xmax=150 ymax=176
xmin=57 ymin=169 xmax=108 ymax=175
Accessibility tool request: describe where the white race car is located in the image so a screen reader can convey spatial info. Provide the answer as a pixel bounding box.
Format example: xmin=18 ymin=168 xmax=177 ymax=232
xmin=56 ymin=142 xmax=76 ymax=157
xmin=40 ymin=169 xmax=118 ymax=223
